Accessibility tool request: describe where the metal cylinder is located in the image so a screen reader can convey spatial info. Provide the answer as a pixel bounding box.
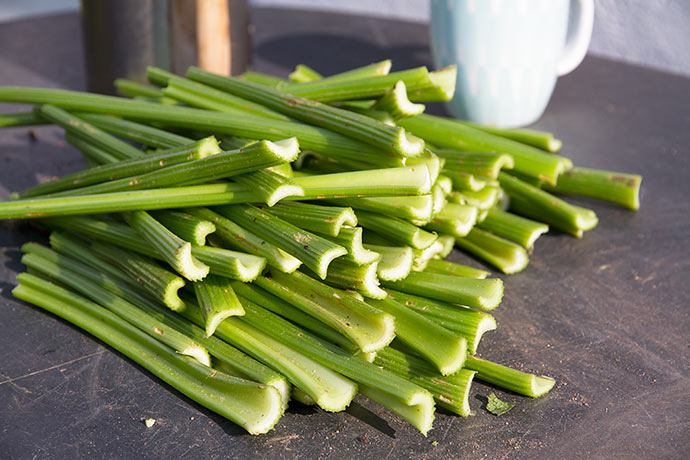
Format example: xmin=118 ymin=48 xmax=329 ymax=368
xmin=80 ymin=0 xmax=154 ymax=94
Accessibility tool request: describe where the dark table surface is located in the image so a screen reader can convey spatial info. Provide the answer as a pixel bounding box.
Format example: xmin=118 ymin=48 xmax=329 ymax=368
xmin=1 ymin=7 xmax=689 ymax=460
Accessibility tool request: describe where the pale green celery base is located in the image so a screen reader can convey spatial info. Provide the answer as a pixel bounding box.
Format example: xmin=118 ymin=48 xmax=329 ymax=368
xmin=359 ymin=385 xmax=435 ymax=436
xmin=192 ymin=221 xmax=217 ymax=246
xmin=163 ymin=278 xmax=187 ymax=312
xmin=174 ymin=243 xmax=210 ymax=281
xmin=316 ymin=246 xmax=348 ymax=280
xmin=463 ymin=316 xmax=497 ymax=355
xmin=206 ymin=309 xmax=243 ymax=338
xmin=180 ymin=345 xmax=212 ymax=367
xmin=367 ymin=245 xmax=413 ymax=282
xmin=292 ymin=387 xmax=317 ymax=405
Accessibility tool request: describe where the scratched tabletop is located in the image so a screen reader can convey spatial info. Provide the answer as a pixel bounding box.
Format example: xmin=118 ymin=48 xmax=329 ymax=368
xmin=1 ymin=7 xmax=689 ymax=460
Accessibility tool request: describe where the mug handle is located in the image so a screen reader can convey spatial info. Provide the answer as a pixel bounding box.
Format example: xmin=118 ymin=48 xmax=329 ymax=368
xmin=556 ymin=0 xmax=595 ymax=76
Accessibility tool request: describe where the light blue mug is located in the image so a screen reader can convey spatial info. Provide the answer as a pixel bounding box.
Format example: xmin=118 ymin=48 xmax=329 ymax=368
xmin=430 ymin=0 xmax=594 ymax=127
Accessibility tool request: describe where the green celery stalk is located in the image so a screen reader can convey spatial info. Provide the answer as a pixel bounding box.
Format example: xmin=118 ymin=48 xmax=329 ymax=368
xmin=435 ymin=174 xmax=453 ymax=195
xmin=386 ymin=289 xmax=496 ymax=354
xmin=152 ymin=210 xmax=217 ymax=246
xmin=326 ymin=60 xmax=392 ymax=80
xmin=145 ymin=66 xmax=178 ymax=86
xmin=407 ymin=66 xmax=457 ymax=102
xmin=36 ymin=105 xmax=144 ymax=160
xmin=266 ymin=202 xmax=357 ymax=237
xmin=193 ymin=275 xmax=245 ymax=336
xmin=13 ymin=274 xmax=284 ymax=435
xmin=27 ymin=237 xmax=131 ymax=295
xmin=442 ymin=170 xmax=487 ymax=192
xmin=267 ymin=163 xmax=293 ymax=179
xmin=77 ymin=113 xmax=192 ymax=149
xmin=292 ymin=165 xmax=432 ymax=197
xmin=319 ymin=226 xmax=380 ymax=266
xmin=20 ymin=249 xmax=210 ymax=366
xmin=181 ymin=300 xmax=358 ymax=412
xmin=438 ymin=150 xmax=514 ymax=179
xmin=232 ymin=169 xmax=304 ymax=207
xmin=163 ymin=75 xmax=289 ymax=120
xmin=478 ymin=208 xmax=549 ymax=249
xmin=0 ymin=111 xmax=45 ymax=127
xmin=374 ymin=347 xmax=476 ymax=417
xmin=291 ymin=387 xmax=316 ymax=405
xmin=400 ymin=114 xmax=572 ymax=185
xmin=114 ymin=79 xmax=164 ymax=98
xmin=326 ymin=195 xmax=433 ymax=224
xmin=255 ymin=268 xmax=395 ymax=353
xmin=281 ymin=66 xmax=440 ymax=102
xmin=358 ymin=385 xmax=435 ymax=436
xmin=190 ymin=246 xmax=266 ymax=282
xmin=161 ymin=82 xmax=274 ymax=118
xmin=53 ymin=138 xmax=299 ymax=197
xmin=435 ymin=234 xmax=455 ymax=258
xmin=364 ymin=244 xmax=414 ymax=282
xmin=450 ymin=186 xmax=501 ymax=210
xmin=317 ymin=258 xmax=386 ymax=299
xmin=231 ymin=281 xmax=357 ymax=352
xmin=0 ymin=162 xmax=434 ymax=223
xmin=185 ymin=207 xmax=301 ymax=274
xmin=89 ymin=240 xmax=187 ymax=312
xmin=239 ymin=71 xmax=287 ymax=87
xmin=424 ymin=258 xmax=490 ymax=279
xmin=454 ymin=121 xmax=563 ymax=152
xmin=499 ymin=172 xmax=598 ymax=237
xmin=542 ymin=167 xmax=642 ymax=210
xmin=289 ymin=64 xmax=323 ymax=83
xmin=238 ymin=300 xmax=435 ymax=435
xmin=19 ymin=137 xmax=221 ymax=198
xmin=289 ymin=60 xmax=391 ymax=83
xmin=424 ymin=203 xmax=478 ymax=238
xmin=214 ymin=204 xmax=346 ymax=279
xmin=367 ymin=297 xmax=467 ymax=375
xmin=371 ymin=80 xmax=425 ymax=119
xmin=407 ymin=154 xmax=443 ymax=185
xmin=455 ymin=227 xmax=530 ymax=274
xmin=0 ymin=86 xmax=403 ymax=167
xmin=45 ymin=214 xmax=264 ymax=282
xmin=411 ymin=239 xmax=445 ymax=272
xmin=0 ymin=183 xmax=254 ymax=219
xmin=186 ymin=67 xmax=426 ymax=158
xmin=382 ymin=271 xmax=503 ymax=311
xmin=429 ymin=182 xmax=448 ymax=219
xmin=64 ymin=131 xmax=120 ymax=165
xmin=356 ymin=210 xmax=438 ymax=250
xmin=464 ymin=355 xmax=555 ymax=398
xmin=124 ymin=210 xmax=210 ymax=281
xmin=25 ymin=247 xmax=290 ymax=409
xmin=295 ymin=149 xmax=401 ymax=171
xmin=48 ymin=231 xmax=136 ymax=286
xmin=46 ymin=245 xmax=289 ymax=407
xmin=40 ymin=216 xmax=191 ymax=261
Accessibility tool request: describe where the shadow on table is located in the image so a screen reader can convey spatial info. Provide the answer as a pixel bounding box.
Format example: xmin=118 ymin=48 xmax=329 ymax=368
xmin=346 ymin=400 xmax=396 ymax=438
xmin=0 ymin=280 xmax=18 ymax=303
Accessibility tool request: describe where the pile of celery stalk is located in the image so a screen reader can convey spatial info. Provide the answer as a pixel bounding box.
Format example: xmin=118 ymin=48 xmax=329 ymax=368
xmin=0 ymin=60 xmax=641 ymax=435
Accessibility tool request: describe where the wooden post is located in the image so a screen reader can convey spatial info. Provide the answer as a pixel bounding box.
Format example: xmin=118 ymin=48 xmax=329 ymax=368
xmin=168 ymin=0 xmax=250 ymax=76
